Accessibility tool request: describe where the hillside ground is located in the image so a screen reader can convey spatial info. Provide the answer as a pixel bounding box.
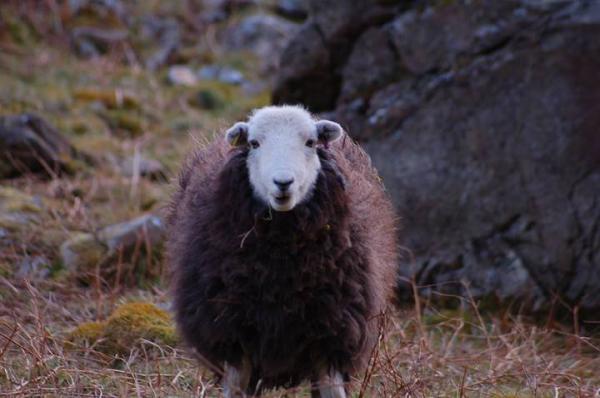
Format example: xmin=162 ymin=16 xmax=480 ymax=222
xmin=0 ymin=2 xmax=598 ymax=397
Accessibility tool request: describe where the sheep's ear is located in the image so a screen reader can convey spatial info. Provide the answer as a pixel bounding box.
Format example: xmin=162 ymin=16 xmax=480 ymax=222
xmin=316 ymin=120 xmax=344 ymax=145
xmin=225 ymin=122 xmax=249 ymax=147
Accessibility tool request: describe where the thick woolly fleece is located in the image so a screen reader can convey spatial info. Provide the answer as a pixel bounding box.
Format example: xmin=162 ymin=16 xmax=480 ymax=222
xmin=167 ymin=137 xmax=398 ymax=392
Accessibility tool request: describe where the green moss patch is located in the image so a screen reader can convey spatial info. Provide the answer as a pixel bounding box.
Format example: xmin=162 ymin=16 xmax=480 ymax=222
xmin=66 ymin=302 xmax=177 ymax=355
xmin=74 ymin=88 xmax=140 ymax=110
xmin=100 ymin=110 xmax=145 ymax=137
xmin=0 ymin=186 xmax=43 ymax=214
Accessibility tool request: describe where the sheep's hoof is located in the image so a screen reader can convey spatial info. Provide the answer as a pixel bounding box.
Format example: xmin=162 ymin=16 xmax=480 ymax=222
xmin=223 ymin=359 xmax=251 ymax=398
xmin=312 ymin=369 xmax=346 ymax=398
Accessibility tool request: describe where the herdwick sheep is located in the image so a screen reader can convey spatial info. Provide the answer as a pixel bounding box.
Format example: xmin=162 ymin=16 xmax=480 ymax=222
xmin=167 ymin=105 xmax=399 ymax=397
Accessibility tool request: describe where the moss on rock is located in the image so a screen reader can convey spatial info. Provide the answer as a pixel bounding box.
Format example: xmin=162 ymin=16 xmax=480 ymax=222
xmin=67 ymin=321 xmax=106 ymax=347
xmin=188 ymin=88 xmax=224 ymax=110
xmin=101 ymin=110 xmax=145 ymax=137
xmin=0 ymin=186 xmax=43 ymax=214
xmin=104 ymin=302 xmax=177 ymax=351
xmin=0 ymin=187 xmax=43 ymax=233
xmin=74 ymin=88 xmax=140 ymax=110
xmin=66 ymin=302 xmax=177 ymax=355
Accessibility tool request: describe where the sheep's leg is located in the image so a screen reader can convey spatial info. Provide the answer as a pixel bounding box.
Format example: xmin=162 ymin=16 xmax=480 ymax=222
xmin=312 ymin=368 xmax=346 ymax=398
xmin=223 ymin=358 xmax=251 ymax=398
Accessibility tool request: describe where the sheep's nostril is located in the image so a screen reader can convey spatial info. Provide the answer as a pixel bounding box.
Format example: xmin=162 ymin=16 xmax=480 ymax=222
xmin=273 ymin=178 xmax=294 ymax=192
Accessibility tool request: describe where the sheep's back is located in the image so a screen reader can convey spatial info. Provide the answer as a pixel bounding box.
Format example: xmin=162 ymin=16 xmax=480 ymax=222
xmin=329 ymin=138 xmax=399 ymax=315
xmin=165 ymin=137 xmax=230 ymax=228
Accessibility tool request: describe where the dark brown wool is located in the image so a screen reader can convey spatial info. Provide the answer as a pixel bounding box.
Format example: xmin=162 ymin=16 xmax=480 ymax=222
xmin=166 ymin=138 xmax=398 ymax=392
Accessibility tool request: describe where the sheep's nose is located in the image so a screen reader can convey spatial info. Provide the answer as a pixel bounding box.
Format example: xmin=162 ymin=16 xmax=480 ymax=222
xmin=273 ymin=177 xmax=294 ymax=191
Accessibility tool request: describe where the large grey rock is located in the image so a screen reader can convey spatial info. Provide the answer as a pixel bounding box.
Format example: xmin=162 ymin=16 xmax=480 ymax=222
xmin=339 ymin=26 xmax=404 ymax=103
xmin=273 ymin=0 xmax=600 ymax=321
xmin=274 ymin=0 xmax=308 ymax=20
xmin=222 ymin=13 xmax=301 ymax=74
xmin=272 ymin=0 xmax=404 ymax=110
xmin=0 ymin=114 xmax=85 ymax=178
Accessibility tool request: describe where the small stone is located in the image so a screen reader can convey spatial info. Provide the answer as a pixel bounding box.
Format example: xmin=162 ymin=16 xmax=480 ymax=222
xmin=60 ymin=232 xmax=107 ymax=272
xmin=98 ymin=214 xmax=164 ymax=253
xmin=0 ymin=187 xmax=43 ymax=232
xmin=167 ymin=65 xmax=198 ymax=86
xmin=71 ymin=27 xmax=128 ymax=59
xmin=120 ymin=156 xmax=167 ymax=181
xmin=197 ymin=65 xmax=245 ymax=85
xmin=60 ymin=215 xmax=165 ymax=283
xmin=0 ymin=114 xmax=86 ymax=178
xmin=0 ymin=213 xmax=35 ymax=232
xmin=217 ymin=66 xmax=244 ymax=85
xmin=60 ymin=214 xmax=165 ymax=273
xmin=197 ymin=65 xmax=220 ymax=80
xmin=189 ymin=89 xmax=224 ymax=110
xmin=16 ymin=256 xmax=51 ymax=280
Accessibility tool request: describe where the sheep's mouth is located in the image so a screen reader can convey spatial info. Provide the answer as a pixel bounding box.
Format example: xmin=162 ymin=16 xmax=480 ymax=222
xmin=274 ymin=194 xmax=291 ymax=205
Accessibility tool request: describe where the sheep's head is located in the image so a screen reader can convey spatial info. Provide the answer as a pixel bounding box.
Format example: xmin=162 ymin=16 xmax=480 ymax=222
xmin=226 ymin=105 xmax=344 ymax=212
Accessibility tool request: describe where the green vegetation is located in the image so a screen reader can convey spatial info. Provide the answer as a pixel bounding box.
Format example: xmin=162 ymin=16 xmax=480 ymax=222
xmin=67 ymin=302 xmax=177 ymax=355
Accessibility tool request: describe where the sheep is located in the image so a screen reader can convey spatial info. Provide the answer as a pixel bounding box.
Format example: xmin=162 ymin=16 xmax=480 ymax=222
xmin=166 ymin=105 xmax=399 ymax=397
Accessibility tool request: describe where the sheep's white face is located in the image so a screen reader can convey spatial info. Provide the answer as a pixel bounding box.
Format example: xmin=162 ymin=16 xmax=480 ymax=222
xmin=226 ymin=106 xmax=344 ymax=212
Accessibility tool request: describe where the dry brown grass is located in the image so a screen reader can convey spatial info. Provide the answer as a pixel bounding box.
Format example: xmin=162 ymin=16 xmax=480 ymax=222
xmin=0 ymin=276 xmax=598 ymax=397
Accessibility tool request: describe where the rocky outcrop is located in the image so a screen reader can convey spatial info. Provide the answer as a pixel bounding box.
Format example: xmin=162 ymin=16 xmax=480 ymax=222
xmin=0 ymin=114 xmax=87 ymax=178
xmin=221 ymin=13 xmax=301 ymax=75
xmin=273 ymin=0 xmax=404 ymax=111
xmin=60 ymin=214 xmax=165 ymax=284
xmin=273 ymin=0 xmax=600 ymax=321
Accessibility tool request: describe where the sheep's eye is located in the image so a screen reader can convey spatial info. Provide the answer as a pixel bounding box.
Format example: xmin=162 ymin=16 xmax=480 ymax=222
xmin=305 ymin=139 xmax=315 ymax=148
xmin=249 ymin=140 xmax=260 ymax=149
